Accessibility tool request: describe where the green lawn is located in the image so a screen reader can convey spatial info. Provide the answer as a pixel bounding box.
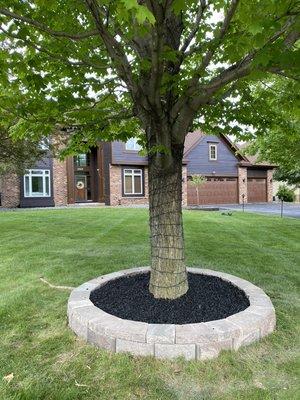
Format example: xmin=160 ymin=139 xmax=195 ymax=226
xmin=0 ymin=208 xmax=299 ymax=400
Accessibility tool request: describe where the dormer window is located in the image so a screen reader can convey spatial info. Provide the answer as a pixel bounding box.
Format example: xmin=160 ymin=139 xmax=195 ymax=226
xmin=209 ymin=144 xmax=217 ymax=160
xmin=125 ymin=137 xmax=142 ymax=151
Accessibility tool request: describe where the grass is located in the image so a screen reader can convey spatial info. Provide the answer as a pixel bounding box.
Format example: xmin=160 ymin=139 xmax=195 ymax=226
xmin=0 ymin=208 xmax=299 ymax=400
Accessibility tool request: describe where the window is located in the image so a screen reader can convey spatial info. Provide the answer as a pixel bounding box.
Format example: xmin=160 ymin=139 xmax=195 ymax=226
xmin=125 ymin=138 xmax=142 ymax=151
xmin=24 ymin=169 xmax=51 ymax=197
xmin=39 ymin=138 xmax=50 ymax=151
xmin=123 ymin=169 xmax=143 ymax=196
xmin=209 ymin=144 xmax=217 ymax=160
xmin=74 ymin=154 xmax=90 ymax=167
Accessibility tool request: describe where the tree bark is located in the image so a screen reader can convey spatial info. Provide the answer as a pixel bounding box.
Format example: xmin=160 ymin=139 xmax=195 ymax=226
xmin=148 ymin=150 xmax=188 ymax=299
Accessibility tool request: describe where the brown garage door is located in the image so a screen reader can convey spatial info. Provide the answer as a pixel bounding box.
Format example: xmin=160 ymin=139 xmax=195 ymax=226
xmin=187 ymin=177 xmax=238 ymax=205
xmin=247 ymin=178 xmax=267 ymax=202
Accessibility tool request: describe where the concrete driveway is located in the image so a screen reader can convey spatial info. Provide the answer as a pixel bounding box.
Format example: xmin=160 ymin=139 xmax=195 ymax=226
xmin=218 ymin=202 xmax=300 ymax=219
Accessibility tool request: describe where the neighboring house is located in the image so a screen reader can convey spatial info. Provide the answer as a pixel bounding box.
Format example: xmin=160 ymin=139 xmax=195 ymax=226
xmin=0 ymin=131 xmax=275 ymax=208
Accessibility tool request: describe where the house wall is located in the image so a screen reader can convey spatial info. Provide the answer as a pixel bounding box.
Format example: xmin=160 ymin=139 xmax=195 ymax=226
xmin=109 ymin=165 xmax=188 ymax=207
xmin=109 ymin=165 xmax=149 ymax=206
xmin=20 ymin=155 xmax=55 ymax=208
xmin=111 ymin=141 xmax=148 ymax=165
xmin=0 ymin=173 xmax=20 ymax=208
xmin=186 ymin=135 xmax=239 ymax=176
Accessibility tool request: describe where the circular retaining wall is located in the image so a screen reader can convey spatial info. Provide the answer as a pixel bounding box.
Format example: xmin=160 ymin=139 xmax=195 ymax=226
xmin=67 ymin=267 xmax=276 ymax=361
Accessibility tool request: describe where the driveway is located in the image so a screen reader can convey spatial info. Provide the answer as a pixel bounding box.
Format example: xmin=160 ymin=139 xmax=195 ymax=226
xmin=218 ymin=202 xmax=300 ymax=219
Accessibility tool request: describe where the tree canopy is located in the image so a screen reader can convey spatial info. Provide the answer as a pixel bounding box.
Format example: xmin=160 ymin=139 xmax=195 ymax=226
xmin=0 ymin=123 xmax=43 ymax=174
xmin=245 ymin=78 xmax=300 ymax=184
xmin=0 ymin=0 xmax=299 ymax=152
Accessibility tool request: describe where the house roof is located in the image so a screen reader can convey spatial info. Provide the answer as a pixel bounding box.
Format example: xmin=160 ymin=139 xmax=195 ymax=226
xmin=183 ymin=130 xmax=205 ymax=156
xmin=237 ymin=143 xmax=276 ymax=168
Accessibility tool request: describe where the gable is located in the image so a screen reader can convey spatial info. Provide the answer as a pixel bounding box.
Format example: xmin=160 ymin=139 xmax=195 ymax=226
xmin=185 ymin=134 xmax=241 ymax=176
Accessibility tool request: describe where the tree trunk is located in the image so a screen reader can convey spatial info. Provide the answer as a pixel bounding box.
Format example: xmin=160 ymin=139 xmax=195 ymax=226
xmin=148 ymin=152 xmax=188 ymax=299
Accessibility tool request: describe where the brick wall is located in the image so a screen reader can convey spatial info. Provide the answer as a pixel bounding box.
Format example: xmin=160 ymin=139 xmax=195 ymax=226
xmin=52 ymin=158 xmax=68 ymax=206
xmin=238 ymin=167 xmax=247 ymax=204
xmin=109 ymin=165 xmax=149 ymax=206
xmin=266 ymin=169 xmax=274 ymax=203
xmin=0 ymin=173 xmax=20 ymax=208
xmin=109 ymin=164 xmax=188 ymax=207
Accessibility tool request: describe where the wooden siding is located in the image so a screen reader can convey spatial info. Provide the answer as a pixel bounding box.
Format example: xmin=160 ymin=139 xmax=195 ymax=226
xmin=186 ymin=135 xmax=239 ymax=176
xmin=247 ymin=168 xmax=267 ymax=178
xmin=111 ymin=141 xmax=148 ymax=165
xmin=187 ymin=177 xmax=238 ymax=205
xmin=20 ymin=154 xmax=55 ymax=208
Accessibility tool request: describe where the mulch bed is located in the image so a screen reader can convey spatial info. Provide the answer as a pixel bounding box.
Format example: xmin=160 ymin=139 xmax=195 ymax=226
xmin=90 ymin=272 xmax=250 ymax=324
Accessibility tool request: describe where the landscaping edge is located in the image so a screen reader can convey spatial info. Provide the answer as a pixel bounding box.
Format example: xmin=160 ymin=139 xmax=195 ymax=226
xmin=67 ymin=267 xmax=276 ymax=361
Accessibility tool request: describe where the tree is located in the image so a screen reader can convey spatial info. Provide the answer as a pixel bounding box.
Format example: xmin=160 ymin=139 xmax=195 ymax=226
xmin=274 ymin=168 xmax=300 ymax=185
xmin=276 ymin=184 xmax=295 ymax=202
xmin=0 ymin=124 xmax=43 ymax=175
xmin=190 ymin=175 xmax=207 ymax=205
xmin=245 ymin=78 xmax=300 ymax=184
xmin=0 ymin=1 xmax=299 ymax=299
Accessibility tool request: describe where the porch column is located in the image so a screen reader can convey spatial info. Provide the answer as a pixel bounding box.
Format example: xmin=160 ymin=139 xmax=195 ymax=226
xmin=266 ymin=169 xmax=274 ymax=203
xmin=238 ymin=167 xmax=248 ymax=204
xmin=182 ymin=166 xmax=188 ymax=207
xmin=53 ymin=158 xmax=68 ymax=206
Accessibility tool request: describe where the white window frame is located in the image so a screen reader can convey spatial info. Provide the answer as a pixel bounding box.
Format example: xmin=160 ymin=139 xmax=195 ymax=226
xmin=123 ymin=169 xmax=143 ymax=196
xmin=125 ymin=138 xmax=142 ymax=151
xmin=24 ymin=169 xmax=51 ymax=198
xmin=39 ymin=138 xmax=50 ymax=151
xmin=209 ymin=144 xmax=218 ymax=160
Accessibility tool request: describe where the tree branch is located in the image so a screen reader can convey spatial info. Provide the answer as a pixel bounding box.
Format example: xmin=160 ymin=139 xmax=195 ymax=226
xmin=192 ymin=0 xmax=240 ymax=77
xmin=0 ymin=8 xmax=98 ymax=40
xmin=83 ymin=0 xmax=139 ymax=97
xmin=172 ymin=13 xmax=299 ymax=140
xmin=0 ymin=27 xmax=108 ymax=71
xmin=180 ymin=0 xmax=207 ymax=54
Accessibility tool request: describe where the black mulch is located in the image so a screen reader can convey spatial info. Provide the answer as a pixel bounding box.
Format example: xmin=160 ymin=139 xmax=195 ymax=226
xmin=90 ymin=272 xmax=250 ymax=324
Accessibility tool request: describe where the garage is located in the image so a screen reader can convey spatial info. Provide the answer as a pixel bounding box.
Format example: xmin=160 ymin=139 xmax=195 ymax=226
xmin=187 ymin=177 xmax=238 ymax=205
xmin=247 ymin=178 xmax=267 ymax=203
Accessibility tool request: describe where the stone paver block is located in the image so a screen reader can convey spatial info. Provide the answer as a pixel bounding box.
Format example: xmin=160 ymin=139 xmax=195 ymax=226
xmin=147 ymin=324 xmax=175 ymax=344
xmin=69 ymin=290 xmax=90 ymax=302
xmin=248 ymin=307 xmax=276 ymax=337
xmin=197 ymin=339 xmax=232 ymax=360
xmin=67 ymin=299 xmax=92 ymax=317
xmin=204 ymin=319 xmax=242 ymax=342
xmin=176 ymin=323 xmax=218 ymax=344
xmin=69 ymin=305 xmax=100 ymax=339
xmin=155 ymin=343 xmax=196 ymax=360
xmin=227 ymin=311 xmax=263 ymax=349
xmin=93 ymin=317 xmax=148 ymax=343
xmin=116 ymin=339 xmax=154 ymax=356
xmin=87 ymin=328 xmax=116 ymax=352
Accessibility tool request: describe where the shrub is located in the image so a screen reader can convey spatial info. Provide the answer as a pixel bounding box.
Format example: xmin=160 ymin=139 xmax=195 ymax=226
xmin=276 ymin=185 xmax=294 ymax=202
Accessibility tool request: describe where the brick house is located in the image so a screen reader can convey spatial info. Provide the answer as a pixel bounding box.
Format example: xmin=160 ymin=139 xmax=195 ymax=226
xmin=0 ymin=131 xmax=275 ymax=208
